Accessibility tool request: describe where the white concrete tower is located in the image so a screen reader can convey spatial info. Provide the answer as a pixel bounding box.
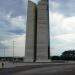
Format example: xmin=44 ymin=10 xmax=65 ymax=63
xmin=25 ymin=0 xmax=37 ymax=62
xmin=36 ymin=0 xmax=50 ymax=62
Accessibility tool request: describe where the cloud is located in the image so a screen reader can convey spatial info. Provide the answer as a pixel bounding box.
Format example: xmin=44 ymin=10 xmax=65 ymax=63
xmin=50 ymin=0 xmax=75 ymax=55
xmin=0 ymin=0 xmax=26 ymax=42
xmin=9 ymin=28 xmax=25 ymax=35
xmin=50 ymin=12 xmax=75 ymax=55
xmin=49 ymin=0 xmax=60 ymax=12
xmin=0 ymin=13 xmax=26 ymax=41
xmin=50 ymin=0 xmax=75 ymax=16
xmin=0 ymin=0 xmax=26 ymax=57
xmin=0 ymin=0 xmax=26 ymax=17
xmin=10 ymin=16 xmax=26 ymax=29
xmin=1 ymin=34 xmax=25 ymax=57
xmin=0 ymin=14 xmax=25 ymax=56
xmin=30 ymin=0 xmax=40 ymax=3
xmin=0 ymin=42 xmax=9 ymax=57
xmin=8 ymin=16 xmax=26 ymax=35
xmin=50 ymin=12 xmax=75 ymax=36
xmin=0 ymin=43 xmax=7 ymax=49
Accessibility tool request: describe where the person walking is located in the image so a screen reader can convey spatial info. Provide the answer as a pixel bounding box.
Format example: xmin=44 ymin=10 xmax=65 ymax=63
xmin=2 ymin=62 xmax=4 ymax=68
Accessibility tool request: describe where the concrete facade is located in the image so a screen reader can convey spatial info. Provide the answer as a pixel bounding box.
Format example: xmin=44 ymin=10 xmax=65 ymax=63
xmin=25 ymin=0 xmax=50 ymax=62
xmin=25 ymin=0 xmax=36 ymax=62
xmin=36 ymin=0 xmax=50 ymax=61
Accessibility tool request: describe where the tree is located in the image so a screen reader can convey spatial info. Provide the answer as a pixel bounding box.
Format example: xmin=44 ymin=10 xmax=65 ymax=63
xmin=61 ymin=50 xmax=75 ymax=60
xmin=51 ymin=56 xmax=60 ymax=60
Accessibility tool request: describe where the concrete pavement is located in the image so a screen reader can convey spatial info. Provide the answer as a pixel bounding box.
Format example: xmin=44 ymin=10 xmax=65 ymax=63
xmin=13 ymin=64 xmax=75 ymax=75
xmin=0 ymin=62 xmax=75 ymax=75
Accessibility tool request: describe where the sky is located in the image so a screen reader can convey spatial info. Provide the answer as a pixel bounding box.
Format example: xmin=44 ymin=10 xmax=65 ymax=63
xmin=50 ymin=0 xmax=75 ymax=56
xmin=0 ymin=0 xmax=40 ymax=57
xmin=0 ymin=0 xmax=27 ymax=57
xmin=0 ymin=0 xmax=75 ymax=57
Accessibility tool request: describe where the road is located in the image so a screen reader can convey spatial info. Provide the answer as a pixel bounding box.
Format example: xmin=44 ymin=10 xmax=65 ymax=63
xmin=0 ymin=63 xmax=75 ymax=75
xmin=13 ymin=63 xmax=75 ymax=75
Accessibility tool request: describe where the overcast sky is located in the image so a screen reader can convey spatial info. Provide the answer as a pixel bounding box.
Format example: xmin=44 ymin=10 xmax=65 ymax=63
xmin=50 ymin=0 xmax=75 ymax=56
xmin=0 ymin=0 xmax=74 ymax=57
xmin=0 ymin=0 xmax=27 ymax=57
xmin=0 ymin=0 xmax=40 ymax=57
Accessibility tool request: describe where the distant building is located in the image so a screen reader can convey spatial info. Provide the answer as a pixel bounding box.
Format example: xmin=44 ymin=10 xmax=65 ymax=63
xmin=0 ymin=57 xmax=23 ymax=62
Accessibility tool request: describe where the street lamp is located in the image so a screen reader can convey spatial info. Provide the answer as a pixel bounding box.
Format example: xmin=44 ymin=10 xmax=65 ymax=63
xmin=4 ymin=47 xmax=5 ymax=61
xmin=13 ymin=40 xmax=15 ymax=63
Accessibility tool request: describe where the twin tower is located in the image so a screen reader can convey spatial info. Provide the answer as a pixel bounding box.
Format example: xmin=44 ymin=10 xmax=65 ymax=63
xmin=25 ymin=0 xmax=50 ymax=62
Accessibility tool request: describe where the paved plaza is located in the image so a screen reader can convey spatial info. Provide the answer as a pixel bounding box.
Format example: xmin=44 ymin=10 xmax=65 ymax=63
xmin=0 ymin=62 xmax=75 ymax=75
xmin=13 ymin=64 xmax=75 ymax=75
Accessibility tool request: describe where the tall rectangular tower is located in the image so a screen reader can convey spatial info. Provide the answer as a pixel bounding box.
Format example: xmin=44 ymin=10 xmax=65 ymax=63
xmin=36 ymin=0 xmax=50 ymax=62
xmin=25 ymin=0 xmax=50 ymax=62
xmin=25 ymin=0 xmax=36 ymax=62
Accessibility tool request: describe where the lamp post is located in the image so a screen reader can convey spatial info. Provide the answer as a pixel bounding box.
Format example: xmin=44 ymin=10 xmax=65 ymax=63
xmin=4 ymin=47 xmax=5 ymax=61
xmin=13 ymin=40 xmax=15 ymax=64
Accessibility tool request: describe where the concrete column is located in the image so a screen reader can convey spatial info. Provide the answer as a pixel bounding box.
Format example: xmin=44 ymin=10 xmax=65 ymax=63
xmin=36 ymin=0 xmax=50 ymax=62
xmin=25 ymin=0 xmax=36 ymax=62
